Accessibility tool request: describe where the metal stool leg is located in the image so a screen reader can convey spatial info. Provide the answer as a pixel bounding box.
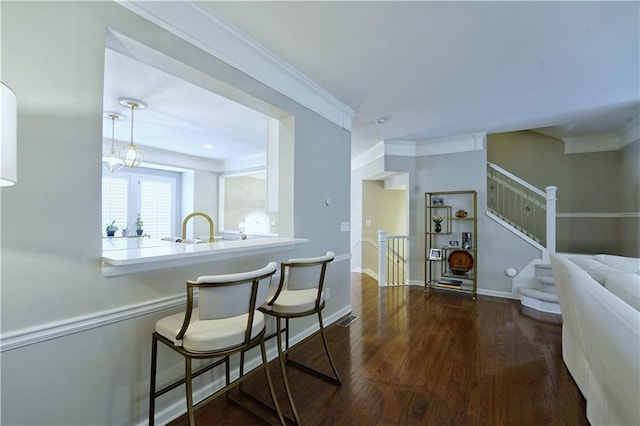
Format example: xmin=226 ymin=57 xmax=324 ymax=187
xmin=149 ymin=334 xmax=158 ymax=426
xmin=284 ymin=312 xmax=342 ymax=386
xmin=261 ymin=338 xmax=286 ymax=425
xmin=185 ymin=357 xmax=195 ymax=426
xmin=317 ymin=312 xmax=342 ymax=385
xmin=277 ymin=317 xmax=301 ymax=424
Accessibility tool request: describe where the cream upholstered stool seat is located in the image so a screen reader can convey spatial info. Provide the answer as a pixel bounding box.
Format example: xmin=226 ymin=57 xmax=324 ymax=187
xmin=267 ymin=288 xmax=320 ymax=314
xmin=155 ymin=308 xmax=266 ymax=352
xmin=149 ymin=262 xmax=285 ymax=426
xmin=258 ymin=251 xmax=341 ymax=424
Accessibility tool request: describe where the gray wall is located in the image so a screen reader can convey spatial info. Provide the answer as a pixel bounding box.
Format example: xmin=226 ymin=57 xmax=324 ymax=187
xmin=488 ymin=131 xmax=639 ymax=256
xmin=411 ymin=148 xmax=531 ymax=294
xmin=0 ymin=2 xmax=350 ymax=425
xmin=352 ymin=146 xmax=537 ymax=294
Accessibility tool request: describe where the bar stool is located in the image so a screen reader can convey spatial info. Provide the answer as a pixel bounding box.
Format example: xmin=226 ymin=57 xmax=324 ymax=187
xmin=260 ymin=251 xmax=342 ymax=424
xmin=148 ymin=262 xmax=285 ymax=426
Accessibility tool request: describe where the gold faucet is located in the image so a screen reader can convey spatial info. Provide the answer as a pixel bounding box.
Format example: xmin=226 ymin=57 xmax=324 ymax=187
xmin=182 ymin=212 xmax=215 ymax=243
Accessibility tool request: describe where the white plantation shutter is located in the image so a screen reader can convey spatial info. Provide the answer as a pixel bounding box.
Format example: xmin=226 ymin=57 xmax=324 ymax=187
xmin=102 ymin=176 xmax=129 ymax=235
xmin=139 ymin=177 xmax=174 ymax=240
xmin=102 ymin=168 xmax=179 ymax=240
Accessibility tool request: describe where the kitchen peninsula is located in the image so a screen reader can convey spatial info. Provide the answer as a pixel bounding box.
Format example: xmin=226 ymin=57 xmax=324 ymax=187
xmin=102 ymin=237 xmax=308 ymax=277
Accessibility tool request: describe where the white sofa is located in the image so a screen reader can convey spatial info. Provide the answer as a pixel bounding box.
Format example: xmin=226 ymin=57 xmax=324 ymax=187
xmin=551 ymin=253 xmax=640 ymax=426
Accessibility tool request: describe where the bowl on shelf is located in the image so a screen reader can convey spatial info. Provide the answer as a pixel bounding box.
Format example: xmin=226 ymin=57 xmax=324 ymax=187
xmin=455 ymin=209 xmax=468 ymax=218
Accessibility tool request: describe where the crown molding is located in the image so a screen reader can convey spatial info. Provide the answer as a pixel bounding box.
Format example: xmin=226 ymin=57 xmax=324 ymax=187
xmin=619 ymin=115 xmax=640 ymax=148
xmin=562 ymin=133 xmax=620 ymax=154
xmin=117 ymin=1 xmax=355 ymax=132
xmin=351 ymin=133 xmax=487 ymax=171
xmin=384 ymin=139 xmax=418 ymax=157
xmin=351 ymin=142 xmax=385 ymax=171
xmin=414 ymin=132 xmax=486 ymax=157
xmin=562 ymin=116 xmax=640 ymax=154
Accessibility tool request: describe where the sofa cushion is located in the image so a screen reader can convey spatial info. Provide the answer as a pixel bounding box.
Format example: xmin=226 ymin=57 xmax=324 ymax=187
xmin=605 ymin=272 xmax=640 ymax=311
xmin=594 ymin=254 xmax=640 ymax=275
xmin=566 ymin=255 xmax=619 ymax=285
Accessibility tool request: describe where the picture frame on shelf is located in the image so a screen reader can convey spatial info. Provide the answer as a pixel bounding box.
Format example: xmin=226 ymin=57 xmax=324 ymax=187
xmin=449 ymin=240 xmax=459 ymax=247
xmin=432 ymin=197 xmax=444 ymax=206
xmin=462 ymin=232 xmax=472 ymax=249
xmin=428 ymin=248 xmax=442 ymax=260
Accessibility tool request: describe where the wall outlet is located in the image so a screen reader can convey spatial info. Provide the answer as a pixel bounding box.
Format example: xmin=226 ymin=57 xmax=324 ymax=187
xmin=325 ymin=288 xmax=331 ymax=300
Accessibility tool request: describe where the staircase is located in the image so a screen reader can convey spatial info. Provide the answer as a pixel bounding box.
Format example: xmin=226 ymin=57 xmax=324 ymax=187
xmin=519 ymin=263 xmax=560 ymax=314
xmin=487 ymin=162 xmax=560 ymax=314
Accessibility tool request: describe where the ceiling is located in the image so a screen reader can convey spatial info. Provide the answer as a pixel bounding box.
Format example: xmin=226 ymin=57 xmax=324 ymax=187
xmin=103 ymin=48 xmax=269 ymax=161
xmin=105 ymin=1 xmax=640 ymax=161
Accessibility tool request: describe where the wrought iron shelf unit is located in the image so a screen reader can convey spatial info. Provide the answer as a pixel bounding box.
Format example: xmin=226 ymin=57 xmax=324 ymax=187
xmin=425 ymin=190 xmax=478 ymax=299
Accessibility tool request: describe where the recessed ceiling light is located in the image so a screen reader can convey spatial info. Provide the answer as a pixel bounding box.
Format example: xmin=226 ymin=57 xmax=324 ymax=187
xmin=203 ymin=144 xmax=213 ymax=149
xmin=375 ymin=118 xmax=386 ymax=125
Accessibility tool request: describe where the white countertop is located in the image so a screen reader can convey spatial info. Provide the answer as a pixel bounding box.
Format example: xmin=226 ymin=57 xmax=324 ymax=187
xmin=101 ymin=237 xmax=308 ymax=277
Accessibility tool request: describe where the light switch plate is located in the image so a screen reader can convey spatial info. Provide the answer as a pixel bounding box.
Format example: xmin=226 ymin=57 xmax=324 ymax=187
xmin=340 ymin=222 xmax=350 ymax=232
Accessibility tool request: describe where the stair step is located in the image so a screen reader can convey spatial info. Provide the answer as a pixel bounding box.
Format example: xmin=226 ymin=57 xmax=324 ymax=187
xmin=534 ymin=263 xmax=554 ymax=283
xmin=534 ymin=263 xmax=552 ymax=270
xmin=536 ymin=276 xmax=556 ymax=287
xmin=519 ymin=287 xmax=559 ymax=303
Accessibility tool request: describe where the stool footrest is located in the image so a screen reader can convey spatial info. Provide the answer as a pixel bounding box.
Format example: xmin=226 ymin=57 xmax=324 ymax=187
xmin=154 ymin=357 xmax=227 ymax=399
xmin=230 ymin=386 xmax=298 ymax=424
xmin=286 ymin=358 xmax=341 ymax=386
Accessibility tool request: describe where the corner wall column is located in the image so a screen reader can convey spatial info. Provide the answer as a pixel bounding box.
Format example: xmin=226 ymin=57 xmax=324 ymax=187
xmin=544 ymin=186 xmax=557 ymax=263
xmin=378 ymin=230 xmax=387 ymax=286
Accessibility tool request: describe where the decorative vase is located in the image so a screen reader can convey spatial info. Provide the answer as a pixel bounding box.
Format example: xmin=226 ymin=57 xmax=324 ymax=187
xmin=136 ymin=229 xmax=143 ymax=236
xmin=107 ymin=230 xmax=115 ymax=237
xmin=435 ymin=223 xmax=442 ymax=233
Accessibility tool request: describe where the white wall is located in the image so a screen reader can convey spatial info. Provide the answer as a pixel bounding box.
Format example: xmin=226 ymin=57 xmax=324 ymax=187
xmin=0 ymin=2 xmax=351 ymax=425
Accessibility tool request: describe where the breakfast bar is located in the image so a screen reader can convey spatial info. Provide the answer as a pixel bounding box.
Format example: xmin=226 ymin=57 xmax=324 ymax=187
xmin=102 ymin=237 xmax=308 ymax=277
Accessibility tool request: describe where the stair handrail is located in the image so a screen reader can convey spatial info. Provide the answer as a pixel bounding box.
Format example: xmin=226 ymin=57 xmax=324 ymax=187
xmin=487 ymin=162 xmax=556 ymax=262
xmin=487 ymin=162 xmax=545 ymax=197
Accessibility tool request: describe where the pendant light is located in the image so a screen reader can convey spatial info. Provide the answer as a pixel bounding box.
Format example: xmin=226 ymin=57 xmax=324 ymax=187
xmin=102 ymin=112 xmax=124 ymax=173
xmin=118 ymin=98 xmax=145 ymax=168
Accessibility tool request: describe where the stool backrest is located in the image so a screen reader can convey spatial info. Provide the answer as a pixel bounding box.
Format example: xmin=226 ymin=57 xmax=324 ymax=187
xmin=285 ymin=251 xmax=334 ymax=291
xmin=196 ymin=262 xmax=277 ymax=320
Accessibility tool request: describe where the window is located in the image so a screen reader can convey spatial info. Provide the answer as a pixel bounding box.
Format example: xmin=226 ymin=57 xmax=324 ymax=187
xmin=219 ymin=171 xmax=271 ymax=234
xmin=102 ymin=167 xmax=180 ymax=240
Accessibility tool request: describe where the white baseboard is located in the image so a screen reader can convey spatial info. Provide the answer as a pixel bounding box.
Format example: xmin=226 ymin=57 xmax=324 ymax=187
xmin=405 ymin=279 xmax=517 ymax=300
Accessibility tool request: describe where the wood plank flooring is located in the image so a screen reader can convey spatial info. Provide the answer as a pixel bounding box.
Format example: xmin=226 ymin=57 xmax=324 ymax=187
xmin=168 ymin=273 xmax=587 ymax=425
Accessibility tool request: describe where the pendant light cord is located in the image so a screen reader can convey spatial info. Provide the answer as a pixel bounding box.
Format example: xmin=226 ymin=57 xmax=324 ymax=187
xmin=110 ymin=115 xmax=117 ymax=153
xmin=129 ymin=104 xmax=135 ymax=146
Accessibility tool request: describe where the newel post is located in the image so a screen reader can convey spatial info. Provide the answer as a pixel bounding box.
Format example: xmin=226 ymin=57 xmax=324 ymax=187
xmin=378 ymin=230 xmax=387 ymax=287
xmin=544 ymin=186 xmax=557 ymax=263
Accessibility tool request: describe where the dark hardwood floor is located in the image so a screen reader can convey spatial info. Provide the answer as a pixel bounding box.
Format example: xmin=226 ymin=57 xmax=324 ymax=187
xmin=168 ymin=273 xmax=587 ymax=425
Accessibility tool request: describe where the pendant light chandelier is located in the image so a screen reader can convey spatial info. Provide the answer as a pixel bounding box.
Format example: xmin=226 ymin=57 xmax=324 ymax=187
xmin=102 ymin=112 xmax=124 ymax=173
xmin=118 ymin=98 xmax=145 ymax=168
